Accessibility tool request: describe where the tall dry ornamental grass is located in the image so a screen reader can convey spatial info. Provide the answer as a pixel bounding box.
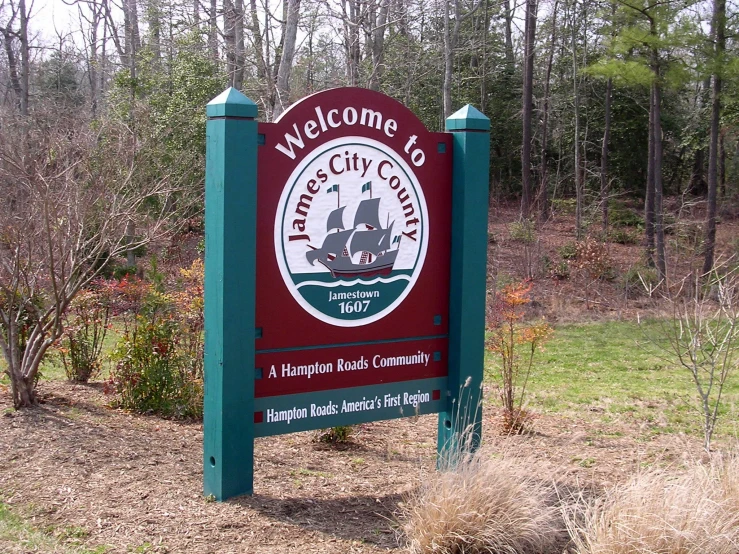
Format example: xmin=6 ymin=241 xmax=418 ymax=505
xmin=398 ymin=451 xmax=563 ymax=554
xmin=566 ymin=454 xmax=739 ymax=554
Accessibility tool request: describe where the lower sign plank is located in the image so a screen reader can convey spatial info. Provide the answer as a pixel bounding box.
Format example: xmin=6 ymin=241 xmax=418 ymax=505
xmin=253 ymin=377 xmax=446 ymax=437
xmin=255 ymin=338 xmax=448 ymax=397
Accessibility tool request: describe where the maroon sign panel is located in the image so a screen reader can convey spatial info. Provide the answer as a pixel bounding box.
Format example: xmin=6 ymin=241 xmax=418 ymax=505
xmin=255 ymin=88 xmax=452 ymax=398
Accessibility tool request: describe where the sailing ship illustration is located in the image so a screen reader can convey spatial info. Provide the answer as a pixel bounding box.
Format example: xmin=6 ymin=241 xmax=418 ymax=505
xmin=306 ymin=182 xmax=401 ymax=278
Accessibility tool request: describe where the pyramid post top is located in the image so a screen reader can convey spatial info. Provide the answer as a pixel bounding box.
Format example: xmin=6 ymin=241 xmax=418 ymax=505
xmin=445 ymin=105 xmax=490 ymax=131
xmin=207 ymin=88 xmax=258 ymax=118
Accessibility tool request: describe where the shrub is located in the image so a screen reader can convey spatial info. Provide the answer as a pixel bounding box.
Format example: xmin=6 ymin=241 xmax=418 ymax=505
xmin=173 ymin=259 xmax=205 ymax=379
xmin=487 ymin=282 xmax=552 ymax=434
xmin=550 ymin=260 xmax=570 ymax=280
xmin=608 ymin=228 xmax=640 ymax=245
xmin=622 ymin=263 xmax=660 ymax=298
xmin=558 ymin=242 xmax=578 ymax=260
xmin=111 ymin=265 xmax=139 ymax=281
xmin=106 ymin=267 xmax=204 ymax=419
xmin=609 ymin=203 xmax=643 ymax=228
xmin=399 ymin=451 xmax=563 ymax=554
xmin=672 ymin=220 xmax=704 ymax=254
xmin=60 ymin=288 xmax=110 ymax=382
xmin=509 ymin=219 xmax=537 ymax=244
xmin=110 ymin=316 xmax=187 ymax=415
xmin=551 ymin=198 xmax=576 ymax=215
xmin=575 ymin=238 xmax=616 ymax=281
xmin=318 ymin=426 xmax=353 ymax=444
xmin=566 ymin=455 xmax=739 ymax=553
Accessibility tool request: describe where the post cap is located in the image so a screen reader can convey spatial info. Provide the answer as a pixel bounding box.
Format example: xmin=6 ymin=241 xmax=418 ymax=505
xmin=445 ymin=105 xmax=490 ymax=132
xmin=207 ymin=87 xmax=258 ymax=118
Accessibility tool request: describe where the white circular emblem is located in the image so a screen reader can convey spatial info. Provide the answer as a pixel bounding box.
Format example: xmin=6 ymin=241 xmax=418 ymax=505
xmin=274 ymin=136 xmax=429 ymax=327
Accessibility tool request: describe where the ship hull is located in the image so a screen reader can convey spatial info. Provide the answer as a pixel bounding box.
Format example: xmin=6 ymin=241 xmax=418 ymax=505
xmin=318 ymin=250 xmax=399 ymax=279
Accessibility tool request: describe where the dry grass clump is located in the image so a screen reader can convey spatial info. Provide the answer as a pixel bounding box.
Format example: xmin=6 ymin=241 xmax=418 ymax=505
xmin=566 ymin=454 xmax=739 ymax=554
xmin=398 ymin=451 xmax=563 ymax=554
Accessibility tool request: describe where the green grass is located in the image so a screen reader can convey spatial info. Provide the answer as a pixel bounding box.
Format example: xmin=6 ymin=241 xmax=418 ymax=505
xmin=486 ymin=320 xmax=739 ymax=439
xmin=0 ymin=500 xmax=108 ymax=554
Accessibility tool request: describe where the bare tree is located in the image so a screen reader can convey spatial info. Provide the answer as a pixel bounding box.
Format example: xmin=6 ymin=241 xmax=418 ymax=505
xmin=641 ymin=265 xmax=739 ymax=452
xmin=0 ymin=109 xmax=182 ymax=409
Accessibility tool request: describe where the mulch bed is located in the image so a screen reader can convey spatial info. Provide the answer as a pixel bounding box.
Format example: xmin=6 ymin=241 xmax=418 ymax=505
xmin=0 ymin=380 xmax=706 ymax=554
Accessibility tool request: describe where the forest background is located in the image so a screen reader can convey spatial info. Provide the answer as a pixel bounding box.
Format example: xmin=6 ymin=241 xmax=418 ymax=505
xmin=1 ymin=0 xmax=739 ymax=409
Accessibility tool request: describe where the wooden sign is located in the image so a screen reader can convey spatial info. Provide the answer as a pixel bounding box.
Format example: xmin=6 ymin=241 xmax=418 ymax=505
xmin=203 ymin=87 xmax=489 ymax=500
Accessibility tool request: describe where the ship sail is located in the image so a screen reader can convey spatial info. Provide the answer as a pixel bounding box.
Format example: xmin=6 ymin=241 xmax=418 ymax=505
xmin=306 ymin=229 xmax=354 ymax=265
xmin=326 ymin=206 xmax=346 ymax=232
xmin=378 ymin=221 xmax=393 ymax=252
xmin=349 ymin=229 xmax=387 ymax=257
xmin=353 ymin=198 xmax=382 ymax=230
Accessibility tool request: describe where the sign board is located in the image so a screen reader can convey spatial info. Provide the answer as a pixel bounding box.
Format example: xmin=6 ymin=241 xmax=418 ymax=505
xmin=203 ymin=87 xmax=489 ymax=500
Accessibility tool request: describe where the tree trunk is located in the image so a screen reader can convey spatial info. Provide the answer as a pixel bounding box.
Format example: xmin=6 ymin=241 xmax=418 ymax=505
xmin=601 ymin=77 xmax=612 ymax=233
xmin=85 ymin=2 xmax=102 ymax=117
xmin=653 ymin=78 xmax=666 ymax=281
xmin=521 ymin=0 xmax=537 ymax=218
xmin=442 ymin=0 xmax=454 ymax=118
xmin=538 ymin=0 xmax=557 ymax=220
xmin=248 ymin=0 xmax=273 ymax=114
xmin=571 ymin=0 xmax=582 ymax=238
xmin=342 ymin=0 xmax=361 ymax=86
xmin=719 ymin=130 xmax=726 ymax=198
xmin=148 ymin=0 xmax=162 ymax=63
xmin=645 ymin=86 xmax=656 ymax=266
xmin=272 ymin=0 xmax=301 ymax=120
xmin=702 ymin=0 xmax=725 ymax=275
xmin=126 ymin=220 xmax=136 ymax=267
xmin=0 ymin=25 xmax=23 ymax=111
xmin=18 ymin=0 xmax=29 ymax=115
xmin=368 ymin=0 xmax=389 ymax=91
xmin=503 ymin=0 xmax=514 ymax=70
xmin=224 ymin=0 xmax=245 ymax=89
xmin=209 ymin=0 xmax=218 ymax=62
xmin=689 ymin=78 xmax=711 ymax=195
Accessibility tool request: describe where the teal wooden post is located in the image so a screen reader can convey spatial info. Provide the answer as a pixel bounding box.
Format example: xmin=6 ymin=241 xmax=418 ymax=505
xmin=438 ymin=105 xmax=490 ymax=466
xmin=203 ymin=88 xmax=258 ymax=500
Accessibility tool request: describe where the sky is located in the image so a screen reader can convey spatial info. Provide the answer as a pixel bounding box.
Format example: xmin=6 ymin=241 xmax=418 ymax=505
xmin=32 ymin=0 xmax=79 ymax=42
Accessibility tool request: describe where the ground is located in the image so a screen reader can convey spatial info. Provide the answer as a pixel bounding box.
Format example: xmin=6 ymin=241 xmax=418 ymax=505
xmin=0 ymin=379 xmax=709 ymax=554
xmin=1 ymin=199 xmax=737 ymax=553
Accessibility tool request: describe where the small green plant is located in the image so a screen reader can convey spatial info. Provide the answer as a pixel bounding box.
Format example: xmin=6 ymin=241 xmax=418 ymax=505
xmin=487 ymin=281 xmax=552 ymax=434
xmin=60 ymin=288 xmax=110 ymax=382
xmin=559 ymin=242 xmax=578 ymax=260
xmin=318 ymin=425 xmax=353 ymax=444
xmin=508 ymin=218 xmax=537 ymax=244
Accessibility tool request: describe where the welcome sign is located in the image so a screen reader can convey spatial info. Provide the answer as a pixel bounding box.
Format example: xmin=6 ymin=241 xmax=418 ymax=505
xmin=204 ymin=87 xmax=489 ymax=500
